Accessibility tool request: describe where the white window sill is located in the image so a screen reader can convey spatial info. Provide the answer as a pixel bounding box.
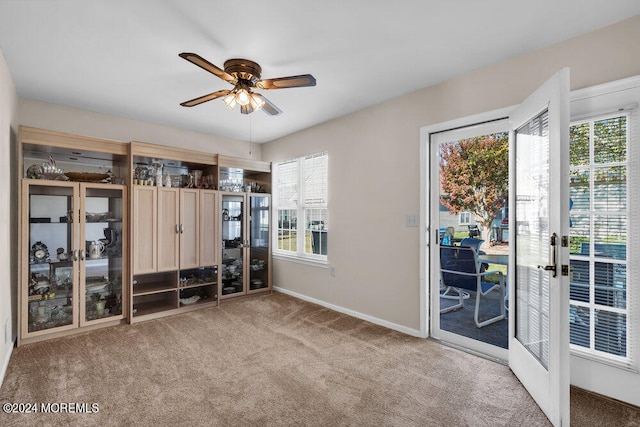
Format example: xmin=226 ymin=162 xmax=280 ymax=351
xmin=570 ymin=346 xmax=639 ymax=374
xmin=273 ymin=253 xmax=328 ymax=268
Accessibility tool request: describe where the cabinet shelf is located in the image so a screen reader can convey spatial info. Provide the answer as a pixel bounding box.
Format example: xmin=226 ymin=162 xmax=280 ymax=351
xmin=28 ymin=294 xmax=70 ymax=305
xmin=29 ymin=220 xmax=69 ymax=224
xmin=85 ymin=255 xmax=122 ymax=262
xmin=133 ymin=282 xmax=176 ymax=296
xmin=133 ymin=299 xmax=177 ymax=317
xmin=179 ymin=297 xmax=216 ymax=307
xmin=179 ymin=281 xmax=217 ymax=290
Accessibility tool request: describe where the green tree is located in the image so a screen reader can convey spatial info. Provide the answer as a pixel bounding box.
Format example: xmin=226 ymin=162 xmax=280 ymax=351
xmin=439 ymin=133 xmax=508 ymax=242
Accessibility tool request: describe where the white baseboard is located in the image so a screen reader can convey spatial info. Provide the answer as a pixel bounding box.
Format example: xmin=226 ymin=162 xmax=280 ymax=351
xmin=273 ymin=286 xmax=423 ymax=338
xmin=0 ymin=341 xmax=13 ymax=390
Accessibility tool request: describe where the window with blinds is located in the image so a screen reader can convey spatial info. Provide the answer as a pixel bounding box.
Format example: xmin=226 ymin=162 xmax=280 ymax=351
xmin=274 ymin=152 xmax=328 ymax=260
xmin=569 ymin=113 xmax=633 ymax=366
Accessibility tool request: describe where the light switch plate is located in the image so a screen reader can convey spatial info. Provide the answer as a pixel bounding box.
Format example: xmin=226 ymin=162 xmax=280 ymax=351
xmin=405 ymin=213 xmax=418 ymax=227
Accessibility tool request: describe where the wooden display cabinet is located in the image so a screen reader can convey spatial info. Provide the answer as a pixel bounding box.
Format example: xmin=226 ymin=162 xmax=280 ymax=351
xmin=130 ymin=142 xmax=219 ymax=322
xmin=218 ymin=157 xmax=272 ymax=299
xmin=18 ymin=125 xmax=130 ymax=345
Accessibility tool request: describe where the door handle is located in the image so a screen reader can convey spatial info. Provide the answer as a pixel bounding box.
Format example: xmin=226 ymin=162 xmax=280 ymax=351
xmin=537 ymin=232 xmax=557 ymax=277
xmin=73 ymin=250 xmax=79 ymax=261
xmin=175 ymin=224 xmax=179 ymax=234
xmin=80 ymin=249 xmax=86 ymax=261
xmin=180 ymin=224 xmax=184 ymax=234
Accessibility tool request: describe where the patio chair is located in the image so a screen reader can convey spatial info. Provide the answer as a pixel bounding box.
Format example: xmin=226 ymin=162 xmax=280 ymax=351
xmin=459 ymin=237 xmax=484 ymax=253
xmin=440 ymin=237 xmax=484 ymax=300
xmin=439 ymin=246 xmax=505 ymax=328
xmin=460 ymin=237 xmax=488 ymax=272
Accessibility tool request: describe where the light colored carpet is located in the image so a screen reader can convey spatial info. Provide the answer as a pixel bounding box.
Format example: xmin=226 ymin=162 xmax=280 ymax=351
xmin=0 ymin=292 xmax=636 ymax=426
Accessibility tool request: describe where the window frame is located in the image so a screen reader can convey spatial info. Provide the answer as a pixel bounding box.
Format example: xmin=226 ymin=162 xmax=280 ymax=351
xmin=458 ymin=211 xmax=473 ymax=226
xmin=568 ymin=111 xmax=633 ymax=369
xmin=273 ymin=151 xmax=328 ymax=264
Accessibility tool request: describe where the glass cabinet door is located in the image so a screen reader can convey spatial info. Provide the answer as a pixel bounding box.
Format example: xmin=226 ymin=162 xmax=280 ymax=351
xmin=248 ymin=195 xmax=270 ymax=291
xmin=26 ymin=183 xmax=77 ymax=333
xmin=221 ymin=194 xmax=245 ymax=295
xmin=81 ymin=185 xmax=125 ymax=323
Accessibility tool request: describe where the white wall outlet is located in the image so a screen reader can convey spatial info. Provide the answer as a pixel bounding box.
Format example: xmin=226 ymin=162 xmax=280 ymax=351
xmin=330 ymin=266 xmax=336 ymax=277
xmin=405 ymin=213 xmax=418 ymax=227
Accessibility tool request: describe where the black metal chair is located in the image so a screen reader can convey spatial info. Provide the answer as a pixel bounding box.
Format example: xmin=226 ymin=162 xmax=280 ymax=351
xmin=439 ymin=246 xmax=505 ymax=328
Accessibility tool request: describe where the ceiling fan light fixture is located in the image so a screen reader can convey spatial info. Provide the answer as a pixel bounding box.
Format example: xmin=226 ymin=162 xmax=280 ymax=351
xmin=179 ymin=53 xmax=315 ymax=116
xmin=223 ymin=92 xmax=237 ymax=109
xmin=236 ymin=88 xmax=251 ymax=106
xmin=250 ymin=93 xmax=265 ymax=111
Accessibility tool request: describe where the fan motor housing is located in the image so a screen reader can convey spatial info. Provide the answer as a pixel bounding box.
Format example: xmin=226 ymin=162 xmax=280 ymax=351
xmin=224 ymin=59 xmax=262 ymax=84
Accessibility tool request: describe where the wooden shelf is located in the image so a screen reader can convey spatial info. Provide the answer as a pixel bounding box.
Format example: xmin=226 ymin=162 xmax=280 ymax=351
xmin=133 ymin=282 xmax=176 ymax=296
xmin=179 ymin=281 xmax=216 ymax=290
xmin=179 ymin=297 xmax=216 ymax=308
xmin=133 ymin=299 xmax=177 ymax=317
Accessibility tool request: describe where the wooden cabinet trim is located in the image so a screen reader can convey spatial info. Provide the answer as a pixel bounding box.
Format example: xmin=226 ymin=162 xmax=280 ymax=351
xmin=218 ymin=155 xmax=270 ymax=172
xmin=19 ymin=125 xmax=128 ymax=155
xmin=131 ymin=141 xmax=218 ymax=165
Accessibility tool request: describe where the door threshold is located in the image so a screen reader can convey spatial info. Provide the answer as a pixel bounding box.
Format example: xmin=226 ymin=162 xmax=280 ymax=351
xmin=427 ymin=336 xmax=507 ymax=366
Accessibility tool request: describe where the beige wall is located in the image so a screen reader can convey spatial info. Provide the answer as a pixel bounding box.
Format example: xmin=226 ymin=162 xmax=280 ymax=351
xmin=262 ymin=15 xmax=640 ymax=331
xmin=17 ymin=99 xmax=261 ymax=159
xmin=0 ymin=48 xmax=18 ymax=387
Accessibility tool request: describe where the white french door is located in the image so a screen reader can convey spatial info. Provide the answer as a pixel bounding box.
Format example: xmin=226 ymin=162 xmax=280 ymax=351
xmin=508 ymin=68 xmax=571 ymax=426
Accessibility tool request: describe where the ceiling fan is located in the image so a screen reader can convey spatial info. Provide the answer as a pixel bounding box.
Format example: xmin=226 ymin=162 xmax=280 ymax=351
xmin=179 ymin=53 xmax=316 ymax=115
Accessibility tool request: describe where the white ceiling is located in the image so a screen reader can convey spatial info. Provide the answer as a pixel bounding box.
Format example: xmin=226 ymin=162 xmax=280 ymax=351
xmin=1 ymin=1 xmax=639 ymax=143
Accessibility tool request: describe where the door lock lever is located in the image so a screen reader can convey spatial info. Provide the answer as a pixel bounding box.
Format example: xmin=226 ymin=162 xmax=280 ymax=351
xmin=537 ymin=232 xmax=558 ymax=277
xmin=537 ymin=264 xmax=556 ymax=272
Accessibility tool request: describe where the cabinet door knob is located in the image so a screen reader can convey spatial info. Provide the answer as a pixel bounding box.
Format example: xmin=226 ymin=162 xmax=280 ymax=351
xmin=180 ymin=224 xmax=185 ymax=234
xmin=80 ymin=249 xmax=86 ymax=261
xmin=175 ymin=224 xmax=179 ymax=234
xmin=73 ymin=250 xmax=79 ymax=261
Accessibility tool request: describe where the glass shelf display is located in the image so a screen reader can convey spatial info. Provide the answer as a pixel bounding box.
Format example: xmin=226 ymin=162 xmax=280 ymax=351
xmin=220 ymin=193 xmax=271 ymax=297
xmin=82 ymin=186 xmax=124 ymax=322
xmin=24 ymin=182 xmax=126 ymax=335
xmin=26 ymin=184 xmax=76 ymax=332
xmin=221 ymin=194 xmax=244 ymax=295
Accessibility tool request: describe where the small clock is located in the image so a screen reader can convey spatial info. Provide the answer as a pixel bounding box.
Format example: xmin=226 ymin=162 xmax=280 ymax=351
xmin=31 ymin=241 xmax=49 ymax=263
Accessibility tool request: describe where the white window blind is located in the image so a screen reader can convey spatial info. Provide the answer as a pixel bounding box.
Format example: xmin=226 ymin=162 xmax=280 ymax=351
xmin=569 ymin=112 xmax=636 ymax=369
xmin=274 ymin=152 xmax=328 ymax=260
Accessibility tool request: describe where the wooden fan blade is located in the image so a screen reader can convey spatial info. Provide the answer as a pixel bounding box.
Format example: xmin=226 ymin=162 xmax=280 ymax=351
xmin=257 ymin=94 xmax=283 ymax=116
xmin=180 ymin=89 xmax=230 ymax=107
xmin=179 ymin=52 xmax=236 ymax=84
xmin=256 ymin=74 xmax=316 ymax=90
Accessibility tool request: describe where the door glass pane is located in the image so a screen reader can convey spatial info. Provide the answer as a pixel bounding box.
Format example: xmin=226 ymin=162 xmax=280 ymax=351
xmin=570 ymin=122 xmax=590 ymax=166
xmin=569 ymin=259 xmax=589 ymax=302
xmin=249 ymin=195 xmax=269 ymax=291
xmin=594 ymin=309 xmax=627 ymax=357
xmin=28 ymin=185 xmax=75 ymax=332
xmin=593 ymin=166 xmax=626 ymax=211
xmin=515 ymin=109 xmax=550 ymax=369
xmin=222 ymin=195 xmax=244 ymax=295
xmin=569 ymin=214 xmax=590 ymax=255
xmin=594 ymin=262 xmax=626 ymax=309
xmin=569 ymin=170 xmax=590 ymax=210
xmin=84 ymin=187 xmax=124 ymax=321
xmin=436 ymin=130 xmax=509 ymax=349
xmin=593 ymin=116 xmax=626 ymax=163
xmin=570 ymin=305 xmax=590 ymax=348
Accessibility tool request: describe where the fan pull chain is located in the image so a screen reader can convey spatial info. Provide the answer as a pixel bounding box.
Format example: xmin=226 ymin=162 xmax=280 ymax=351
xmin=249 ymin=114 xmax=252 ymax=156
